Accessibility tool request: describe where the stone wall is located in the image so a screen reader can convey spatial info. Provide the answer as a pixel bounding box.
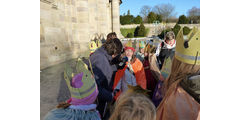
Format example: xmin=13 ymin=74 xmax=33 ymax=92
xmin=40 ymin=0 xmax=122 ymax=69
xmin=120 ymin=23 xmax=200 ymax=37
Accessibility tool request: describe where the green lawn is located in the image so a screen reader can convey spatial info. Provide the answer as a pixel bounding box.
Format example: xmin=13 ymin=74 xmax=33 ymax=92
xmin=120 ymin=28 xmax=150 ymax=38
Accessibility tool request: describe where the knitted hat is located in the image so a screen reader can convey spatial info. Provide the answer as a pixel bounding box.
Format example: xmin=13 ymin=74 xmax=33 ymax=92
xmin=125 ymin=40 xmax=135 ymax=52
xmin=175 ymin=27 xmax=200 ymax=65
xmin=64 ymin=58 xmax=98 ymax=105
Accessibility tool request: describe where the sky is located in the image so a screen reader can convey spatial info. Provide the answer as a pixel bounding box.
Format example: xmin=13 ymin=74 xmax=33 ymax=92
xmin=120 ymin=0 xmax=200 ymax=17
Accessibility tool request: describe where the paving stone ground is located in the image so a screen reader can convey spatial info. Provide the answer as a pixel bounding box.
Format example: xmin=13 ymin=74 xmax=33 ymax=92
xmin=40 ymin=59 xmax=77 ymax=120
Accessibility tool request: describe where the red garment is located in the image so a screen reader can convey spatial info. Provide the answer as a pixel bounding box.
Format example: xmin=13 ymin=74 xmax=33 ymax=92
xmin=113 ymin=58 xmax=146 ymax=100
xmin=143 ymin=59 xmax=157 ymax=97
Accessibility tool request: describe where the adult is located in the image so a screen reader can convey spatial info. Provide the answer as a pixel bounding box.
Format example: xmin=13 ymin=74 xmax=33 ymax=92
xmin=106 ymin=32 xmax=117 ymax=42
xmin=156 ymin=31 xmax=176 ymax=70
xmin=88 ymin=37 xmax=123 ymax=118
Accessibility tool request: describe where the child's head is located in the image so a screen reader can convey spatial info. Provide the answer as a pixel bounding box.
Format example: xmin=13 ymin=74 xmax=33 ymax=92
xmin=165 ymin=31 xmax=175 ymax=41
xmin=144 ymin=43 xmax=156 ymax=57
xmin=125 ymin=48 xmax=134 ymax=60
xmin=140 ymin=48 xmax=145 ymax=54
xmin=124 ymin=40 xmax=136 ymax=61
xmin=109 ymin=92 xmax=156 ymax=120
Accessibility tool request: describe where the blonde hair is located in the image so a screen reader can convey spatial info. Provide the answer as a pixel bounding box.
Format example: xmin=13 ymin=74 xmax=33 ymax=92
xmin=144 ymin=44 xmax=156 ymax=54
xmin=163 ymin=56 xmax=200 ymax=94
xmin=109 ymin=92 xmax=156 ymax=120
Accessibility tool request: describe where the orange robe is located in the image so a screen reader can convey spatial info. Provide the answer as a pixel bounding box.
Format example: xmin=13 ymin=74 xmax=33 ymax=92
xmin=113 ymin=58 xmax=147 ymax=100
xmin=156 ymin=81 xmax=200 ymax=120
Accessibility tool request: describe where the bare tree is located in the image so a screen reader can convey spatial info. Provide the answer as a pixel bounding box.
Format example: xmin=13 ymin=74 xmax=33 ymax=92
xmin=187 ymin=7 xmax=200 ymax=17
xmin=187 ymin=7 xmax=200 ymax=24
xmin=140 ymin=5 xmax=152 ymax=22
xmin=153 ymin=3 xmax=177 ymax=21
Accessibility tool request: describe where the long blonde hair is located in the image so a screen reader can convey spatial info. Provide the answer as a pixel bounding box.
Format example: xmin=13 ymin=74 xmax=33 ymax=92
xmin=109 ymin=92 xmax=156 ymax=120
xmin=163 ymin=56 xmax=200 ymax=95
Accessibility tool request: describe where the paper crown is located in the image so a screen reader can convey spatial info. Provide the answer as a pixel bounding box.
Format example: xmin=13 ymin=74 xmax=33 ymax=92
xmin=125 ymin=40 xmax=133 ymax=47
xmin=89 ymin=41 xmax=97 ymax=53
xmin=96 ymin=39 xmax=102 ymax=48
xmin=139 ymin=41 xmax=145 ymax=48
xmin=64 ymin=58 xmax=98 ymax=102
xmin=144 ymin=41 xmax=157 ymax=53
xmin=175 ymin=27 xmax=200 ymax=65
xmin=161 ymin=57 xmax=173 ymax=79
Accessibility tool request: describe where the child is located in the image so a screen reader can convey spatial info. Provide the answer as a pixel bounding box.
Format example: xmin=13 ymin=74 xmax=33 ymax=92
xmin=113 ymin=41 xmax=147 ymax=100
xmin=136 ymin=41 xmax=145 ymax=63
xmin=152 ymin=51 xmax=174 ymax=107
xmin=156 ymin=27 xmax=200 ymax=120
xmin=44 ymin=58 xmax=101 ymax=120
xmin=109 ymin=87 xmax=156 ymax=120
xmin=142 ymin=42 xmax=159 ymax=98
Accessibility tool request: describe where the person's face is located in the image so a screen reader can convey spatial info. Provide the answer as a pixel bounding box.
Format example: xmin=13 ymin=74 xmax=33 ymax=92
xmin=125 ymin=49 xmax=134 ymax=59
xmin=140 ymin=48 xmax=144 ymax=54
xmin=144 ymin=52 xmax=148 ymax=57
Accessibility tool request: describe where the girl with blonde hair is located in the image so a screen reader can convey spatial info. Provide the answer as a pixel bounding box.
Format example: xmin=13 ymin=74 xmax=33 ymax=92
xmin=109 ymin=91 xmax=156 ymax=120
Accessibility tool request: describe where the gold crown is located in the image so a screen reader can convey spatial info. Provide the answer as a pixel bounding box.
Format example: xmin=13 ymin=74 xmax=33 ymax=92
xmin=175 ymin=27 xmax=200 ymax=65
xmin=125 ymin=40 xmax=133 ymax=47
xmin=89 ymin=41 xmax=97 ymax=53
xmin=96 ymin=39 xmax=102 ymax=48
xmin=139 ymin=41 xmax=145 ymax=48
xmin=144 ymin=41 xmax=156 ymax=53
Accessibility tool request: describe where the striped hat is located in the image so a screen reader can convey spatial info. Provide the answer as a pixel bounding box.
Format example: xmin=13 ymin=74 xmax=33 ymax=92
xmin=64 ymin=58 xmax=98 ymax=105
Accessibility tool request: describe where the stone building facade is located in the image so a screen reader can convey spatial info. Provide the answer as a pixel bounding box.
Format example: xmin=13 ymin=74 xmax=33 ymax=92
xmin=40 ymin=0 xmax=122 ymax=69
